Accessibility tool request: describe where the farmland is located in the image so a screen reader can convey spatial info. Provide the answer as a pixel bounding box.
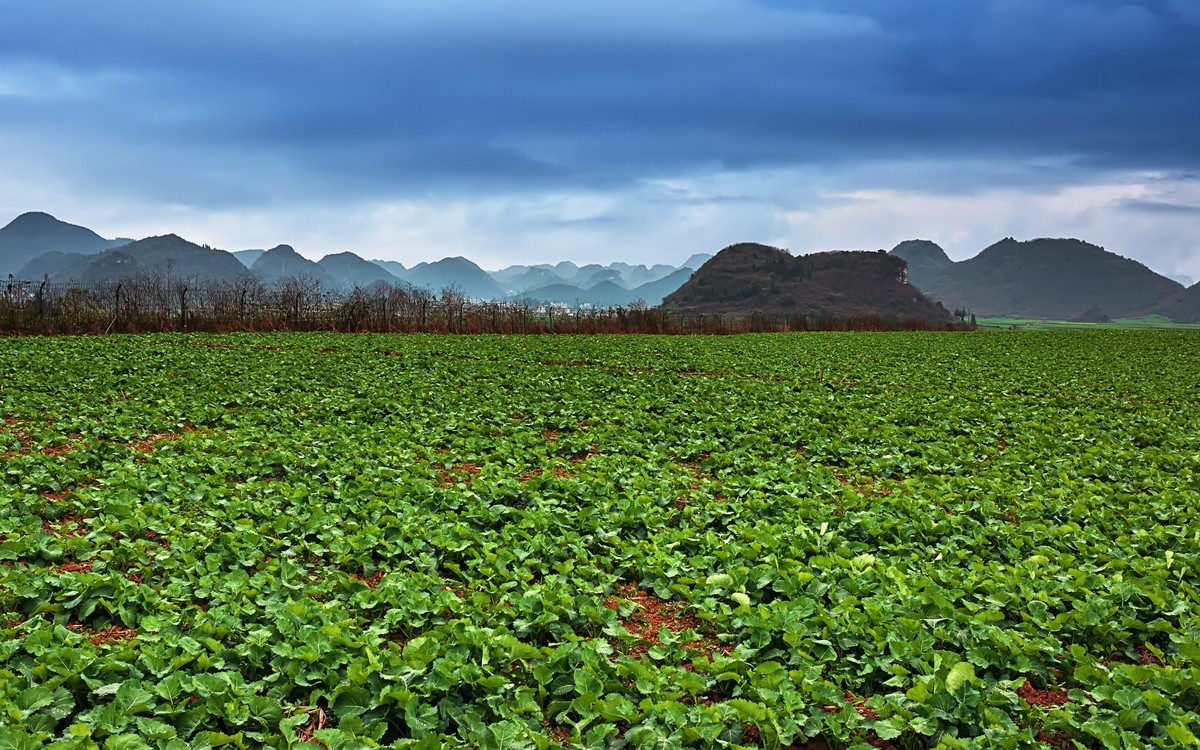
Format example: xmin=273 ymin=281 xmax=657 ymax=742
xmin=1 ymin=331 xmax=1199 ymax=749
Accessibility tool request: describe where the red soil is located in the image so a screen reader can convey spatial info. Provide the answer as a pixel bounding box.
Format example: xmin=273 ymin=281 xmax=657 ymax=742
xmin=1018 ymin=680 xmax=1070 ymax=707
xmin=42 ymin=514 xmax=91 ymax=537
xmin=605 ymin=585 xmax=732 ymax=659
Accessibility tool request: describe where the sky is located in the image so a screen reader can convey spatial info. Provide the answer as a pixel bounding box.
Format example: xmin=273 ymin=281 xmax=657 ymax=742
xmin=1 ymin=1 xmax=1199 ymax=279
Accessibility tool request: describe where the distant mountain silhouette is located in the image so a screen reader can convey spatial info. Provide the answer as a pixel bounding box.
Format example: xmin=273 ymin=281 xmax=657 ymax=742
xmin=562 ymin=263 xmax=603 ymax=286
xmin=665 ymin=243 xmax=953 ymax=323
xmin=550 ymin=261 xmax=579 ymax=279
xmin=490 ymin=260 xmax=692 ymax=295
xmin=502 ymin=266 xmax=566 ymax=293
xmin=490 ymin=263 xmax=541 ymax=286
xmin=1 ymin=212 xmax=129 ymax=277
xmin=524 ymin=266 xmax=704 ymax=307
xmin=518 ymin=283 xmax=588 ymax=305
xmin=232 ymin=249 xmax=264 ymax=268
xmin=16 ymin=251 xmax=91 ymax=280
xmin=317 ymin=252 xmax=402 ymax=289
xmin=579 ymin=268 xmax=624 ymax=288
xmin=889 ymin=240 xmax=953 ymax=281
xmin=891 ymin=237 xmax=1184 ymax=319
xmin=7 ymin=212 xmax=1192 ymax=322
xmin=629 ymin=268 xmax=696 ymax=306
xmin=251 ymin=245 xmax=334 ymax=287
xmin=406 ymin=257 xmax=505 ymax=299
xmin=368 ymin=260 xmax=407 ymax=281
xmin=586 ymin=280 xmax=629 ymax=305
xmin=42 ymin=234 xmax=250 ymax=283
xmin=1148 ymin=281 xmax=1200 ymax=323
xmin=607 ymin=261 xmax=679 ymax=287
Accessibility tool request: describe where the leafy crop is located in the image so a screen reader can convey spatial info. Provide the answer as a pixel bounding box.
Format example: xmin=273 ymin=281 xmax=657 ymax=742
xmin=1 ymin=331 xmax=1198 ymax=749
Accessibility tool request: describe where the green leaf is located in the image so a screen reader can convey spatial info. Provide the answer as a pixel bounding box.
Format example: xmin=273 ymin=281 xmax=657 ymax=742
xmin=873 ymin=718 xmax=905 ymax=741
xmin=909 ymin=716 xmax=936 ymax=736
xmin=197 ymin=731 xmax=245 ymax=748
xmin=135 ymin=717 xmax=177 ymax=740
xmin=248 ymin=696 xmax=284 ymax=729
xmin=945 ymin=662 xmax=975 ymax=693
xmin=1165 ymin=725 xmax=1198 ymax=745
xmin=725 ymin=699 xmax=766 ymax=722
xmin=0 ymin=728 xmax=43 ymax=750
xmin=114 ymin=682 xmax=156 ymax=715
xmin=706 ymin=573 xmax=734 ymax=587
xmin=14 ymin=687 xmax=54 ymax=712
xmin=332 ymin=687 xmax=374 ymax=718
xmin=103 ymin=736 xmax=152 ymax=750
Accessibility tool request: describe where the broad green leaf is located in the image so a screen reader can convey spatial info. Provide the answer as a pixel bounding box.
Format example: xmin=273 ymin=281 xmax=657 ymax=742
xmin=945 ymin=662 xmax=975 ymax=693
xmin=873 ymin=718 xmax=905 ymax=741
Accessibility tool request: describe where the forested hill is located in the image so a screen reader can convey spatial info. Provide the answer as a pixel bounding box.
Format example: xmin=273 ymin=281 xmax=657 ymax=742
xmin=890 ymin=237 xmax=1184 ymax=320
xmin=664 ymin=243 xmax=955 ymax=324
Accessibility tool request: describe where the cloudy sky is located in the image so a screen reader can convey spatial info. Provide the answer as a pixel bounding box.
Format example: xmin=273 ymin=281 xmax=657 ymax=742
xmin=2 ymin=1 xmax=1198 ymax=277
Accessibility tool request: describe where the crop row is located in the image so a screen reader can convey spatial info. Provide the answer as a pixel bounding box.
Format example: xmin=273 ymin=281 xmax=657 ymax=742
xmin=1 ymin=331 xmax=1198 ymax=749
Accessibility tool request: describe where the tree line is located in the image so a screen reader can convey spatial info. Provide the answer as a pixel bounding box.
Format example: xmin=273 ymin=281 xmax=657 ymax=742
xmin=2 ymin=272 xmax=960 ymax=336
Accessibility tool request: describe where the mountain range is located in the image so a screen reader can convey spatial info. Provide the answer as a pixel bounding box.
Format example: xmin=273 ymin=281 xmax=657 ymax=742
xmin=889 ymin=238 xmax=1197 ymax=321
xmin=1 ymin=212 xmax=706 ymax=307
xmin=4 ymin=211 xmax=1199 ymax=323
xmin=0 ymin=212 xmax=132 ymax=277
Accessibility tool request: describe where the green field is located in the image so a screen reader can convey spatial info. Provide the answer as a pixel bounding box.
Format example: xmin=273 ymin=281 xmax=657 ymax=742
xmin=2 ymin=332 xmax=1199 ymax=749
xmin=974 ymin=316 xmax=1200 ymax=331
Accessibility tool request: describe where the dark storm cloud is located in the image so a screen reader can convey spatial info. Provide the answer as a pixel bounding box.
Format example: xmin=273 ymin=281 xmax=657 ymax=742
xmin=1 ymin=0 xmax=1198 ymax=204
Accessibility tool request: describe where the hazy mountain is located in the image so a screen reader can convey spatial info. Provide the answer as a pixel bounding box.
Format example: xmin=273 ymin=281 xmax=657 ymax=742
xmin=251 ymin=245 xmax=335 ymax=287
xmin=370 ymin=260 xmax=408 ymax=281
xmin=317 ymin=251 xmax=402 ymax=289
xmin=490 ymin=263 xmax=547 ymax=286
xmin=1148 ymin=281 xmax=1200 ymax=323
xmin=550 ymin=261 xmax=579 ymax=279
xmin=490 ymin=260 xmax=686 ymax=292
xmin=1 ymin=212 xmax=129 ymax=277
xmin=1168 ymin=273 xmax=1194 ymax=287
xmin=608 ymin=261 xmax=675 ymax=287
xmin=645 ymin=263 xmax=681 ymax=285
xmin=523 ymin=266 xmax=699 ymax=307
xmin=665 ymin=243 xmax=953 ymax=323
xmin=629 ymin=267 xmax=695 ymax=305
xmin=518 ymin=283 xmax=589 ymax=305
xmin=891 ymin=237 xmax=1184 ymax=319
xmin=579 ymin=268 xmax=624 ymax=288
xmin=890 ymin=240 xmax=953 ymax=282
xmin=45 ymin=234 xmax=250 ymax=284
xmin=564 ymin=263 xmax=603 ymax=285
xmin=16 ymin=251 xmax=91 ymax=280
xmin=490 ymin=265 xmax=530 ymax=285
xmin=406 ymin=256 xmax=505 ymax=299
xmin=11 ymin=212 xmax=1187 ymax=322
xmin=584 ymin=280 xmax=628 ymax=305
xmin=503 ymin=266 xmax=566 ymax=293
xmin=233 ymin=249 xmax=264 ymax=267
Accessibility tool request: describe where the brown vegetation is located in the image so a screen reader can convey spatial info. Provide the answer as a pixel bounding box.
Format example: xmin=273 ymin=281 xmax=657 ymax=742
xmin=3 ymin=267 xmax=962 ymax=336
xmin=65 ymin=623 xmax=138 ymax=646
